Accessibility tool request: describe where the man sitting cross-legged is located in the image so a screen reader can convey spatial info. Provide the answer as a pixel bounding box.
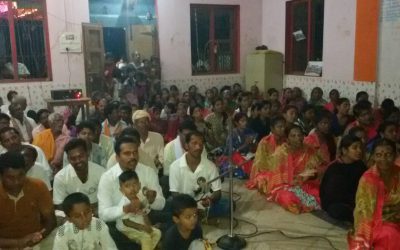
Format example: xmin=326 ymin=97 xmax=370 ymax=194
xmin=98 ymin=136 xmax=166 ymax=250
xmin=0 ymin=151 xmax=56 ymax=249
xmin=169 ymin=131 xmax=229 ymax=218
xmin=53 ymin=138 xmax=105 ymax=216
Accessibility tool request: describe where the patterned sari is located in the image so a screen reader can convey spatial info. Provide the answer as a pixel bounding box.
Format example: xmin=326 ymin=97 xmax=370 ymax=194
xmin=349 ymin=165 xmax=400 ymax=250
xmin=254 ymin=143 xmax=325 ymax=214
xmin=304 ymin=131 xmax=336 ymax=164
xmin=246 ymin=134 xmax=284 ymax=189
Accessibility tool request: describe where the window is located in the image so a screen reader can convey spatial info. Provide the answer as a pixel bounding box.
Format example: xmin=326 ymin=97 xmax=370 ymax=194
xmin=190 ymin=4 xmax=239 ymax=75
xmin=0 ymin=0 xmax=51 ymax=81
xmin=285 ymin=0 xmax=324 ymax=75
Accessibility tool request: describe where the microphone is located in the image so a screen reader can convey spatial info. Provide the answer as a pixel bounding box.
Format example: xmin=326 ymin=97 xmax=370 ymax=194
xmin=211 ymin=155 xmax=255 ymax=182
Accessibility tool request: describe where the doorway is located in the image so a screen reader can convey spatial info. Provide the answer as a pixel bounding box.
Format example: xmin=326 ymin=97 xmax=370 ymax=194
xmin=103 ymin=27 xmax=127 ymax=61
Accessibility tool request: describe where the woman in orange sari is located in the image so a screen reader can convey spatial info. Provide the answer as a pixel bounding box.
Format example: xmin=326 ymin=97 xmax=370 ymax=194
xmin=349 ymin=139 xmax=400 ymax=250
xmin=257 ymin=125 xmax=325 ymax=214
xmin=304 ymin=109 xmax=336 ymax=164
xmin=246 ymin=116 xmax=286 ymax=189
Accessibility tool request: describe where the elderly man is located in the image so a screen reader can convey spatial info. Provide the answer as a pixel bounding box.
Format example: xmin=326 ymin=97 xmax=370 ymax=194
xmin=9 ymin=101 xmax=36 ymax=142
xmin=33 ymin=113 xmax=70 ymax=173
xmin=132 ymin=110 xmax=164 ymax=172
xmin=0 ymin=151 xmax=56 ymax=249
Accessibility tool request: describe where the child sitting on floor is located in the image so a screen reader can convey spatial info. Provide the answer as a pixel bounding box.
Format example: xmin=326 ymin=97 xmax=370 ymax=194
xmin=116 ymin=170 xmax=161 ymax=250
xmin=163 ymin=194 xmax=211 ymax=250
xmin=53 ymin=192 xmax=117 ymax=250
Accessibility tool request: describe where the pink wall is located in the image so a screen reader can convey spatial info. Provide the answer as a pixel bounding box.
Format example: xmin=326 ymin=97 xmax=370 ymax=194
xmin=157 ymin=0 xmax=263 ymax=92
xmin=0 ymin=0 xmax=89 ymax=110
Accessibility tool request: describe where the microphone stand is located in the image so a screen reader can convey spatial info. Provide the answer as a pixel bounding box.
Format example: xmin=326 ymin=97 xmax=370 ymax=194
xmin=216 ymin=117 xmax=247 ymax=250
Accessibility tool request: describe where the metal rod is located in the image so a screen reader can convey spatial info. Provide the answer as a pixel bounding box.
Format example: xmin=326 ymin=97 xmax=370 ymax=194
xmin=227 ymin=117 xmax=234 ymax=237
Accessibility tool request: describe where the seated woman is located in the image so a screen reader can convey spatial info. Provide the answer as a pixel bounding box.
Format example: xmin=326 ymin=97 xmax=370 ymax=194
xmin=256 ymin=125 xmax=325 ymax=214
xmin=349 ymin=139 xmax=400 ymax=250
xmin=247 ymin=101 xmax=271 ymax=142
xmin=304 ymin=109 xmax=337 ymax=164
xmin=324 ymin=89 xmax=340 ymax=113
xmin=331 ymin=98 xmax=353 ymax=137
xmin=247 ymin=116 xmax=286 ymax=189
xmin=320 ymin=135 xmax=366 ymax=222
xmin=190 ymin=105 xmax=208 ymax=136
xmin=225 ymin=112 xmax=257 ymax=177
xmin=367 ymin=121 xmax=399 ymax=156
xmin=295 ymin=104 xmax=316 ymax=135
xmin=282 ymin=105 xmax=299 ymax=126
xmin=205 ymin=98 xmax=228 ymax=150
xmin=309 ymin=87 xmax=327 ymax=107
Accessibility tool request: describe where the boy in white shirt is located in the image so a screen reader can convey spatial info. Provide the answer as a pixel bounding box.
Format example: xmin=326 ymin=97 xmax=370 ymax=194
xmin=116 ymin=170 xmax=161 ymax=250
xmin=53 ymin=192 xmax=117 ymax=250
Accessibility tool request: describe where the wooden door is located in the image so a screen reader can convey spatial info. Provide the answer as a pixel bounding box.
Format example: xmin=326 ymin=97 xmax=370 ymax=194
xmin=82 ymin=23 xmax=105 ymax=97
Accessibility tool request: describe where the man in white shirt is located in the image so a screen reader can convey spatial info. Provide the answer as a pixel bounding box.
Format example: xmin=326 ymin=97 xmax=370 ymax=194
xmin=98 ymin=136 xmax=165 ymax=222
xmin=53 ymin=138 xmax=105 ymax=215
xmin=0 ymin=127 xmax=52 ymax=179
xmin=63 ymin=121 xmax=107 ymax=168
xmin=132 ymin=110 xmax=164 ymax=171
xmin=0 ymin=90 xmax=17 ymax=114
xmin=101 ymin=101 xmax=127 ymax=139
xmin=169 ymin=131 xmax=228 ymax=217
xmin=97 ymin=136 xmax=165 ymax=249
xmin=106 ymin=127 xmax=159 ymax=171
xmin=20 ymin=144 xmax=51 ymax=190
xmin=8 ymin=102 xmax=36 ymax=142
xmin=163 ymin=120 xmax=207 ymax=176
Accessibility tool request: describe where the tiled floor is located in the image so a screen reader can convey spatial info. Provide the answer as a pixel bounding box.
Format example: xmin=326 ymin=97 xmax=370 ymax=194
xmin=202 ymin=179 xmax=348 ymax=250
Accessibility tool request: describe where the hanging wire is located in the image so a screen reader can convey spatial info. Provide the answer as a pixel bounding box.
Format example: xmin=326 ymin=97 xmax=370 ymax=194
xmin=194 ymin=7 xmax=201 ymax=69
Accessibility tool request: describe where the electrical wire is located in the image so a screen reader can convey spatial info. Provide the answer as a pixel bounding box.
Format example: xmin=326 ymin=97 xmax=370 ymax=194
xmin=66 ymin=49 xmax=71 ymax=88
xmin=232 ymin=217 xmax=341 ymax=250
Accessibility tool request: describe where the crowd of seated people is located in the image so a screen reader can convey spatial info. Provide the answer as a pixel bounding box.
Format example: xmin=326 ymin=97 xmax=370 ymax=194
xmin=0 ymin=81 xmax=400 ymax=250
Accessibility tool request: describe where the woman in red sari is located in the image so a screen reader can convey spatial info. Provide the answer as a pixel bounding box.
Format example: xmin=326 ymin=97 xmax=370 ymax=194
xmin=257 ymin=125 xmax=325 ymax=214
xmin=304 ymin=109 xmax=337 ymax=164
xmin=247 ymin=116 xmax=286 ymax=189
xmin=349 ymin=139 xmax=400 ymax=250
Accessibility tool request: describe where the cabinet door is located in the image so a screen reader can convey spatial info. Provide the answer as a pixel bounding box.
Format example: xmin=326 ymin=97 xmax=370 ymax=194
xmin=245 ymin=53 xmax=266 ymax=92
xmin=82 ymin=23 xmax=105 ymax=97
xmin=265 ymin=52 xmax=284 ymax=92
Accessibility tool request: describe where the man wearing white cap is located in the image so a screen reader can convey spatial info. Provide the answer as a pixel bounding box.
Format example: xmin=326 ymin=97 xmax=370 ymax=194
xmin=132 ymin=110 xmax=164 ymax=173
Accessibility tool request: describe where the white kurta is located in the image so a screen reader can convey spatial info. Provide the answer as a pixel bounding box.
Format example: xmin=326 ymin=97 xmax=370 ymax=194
xmin=53 ymin=217 xmax=117 ymax=250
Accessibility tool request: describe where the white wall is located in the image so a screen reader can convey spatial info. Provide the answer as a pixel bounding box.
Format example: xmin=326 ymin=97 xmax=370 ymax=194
xmin=261 ymin=0 xmax=379 ymax=104
xmin=377 ymin=0 xmax=400 ymax=104
xmin=262 ymin=0 xmax=357 ymax=81
xmin=158 ymin=0 xmax=263 ymax=92
xmin=0 ymin=0 xmax=89 ymax=110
